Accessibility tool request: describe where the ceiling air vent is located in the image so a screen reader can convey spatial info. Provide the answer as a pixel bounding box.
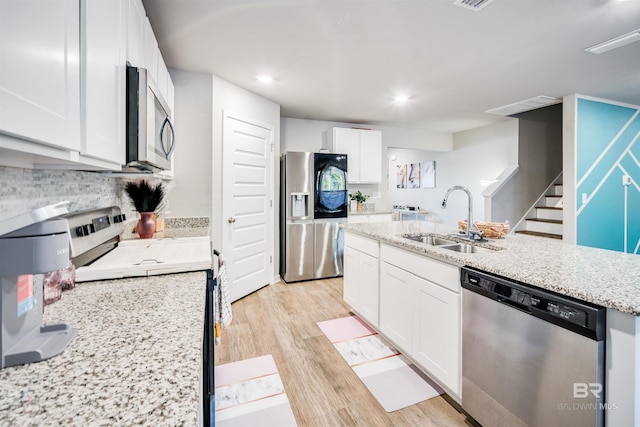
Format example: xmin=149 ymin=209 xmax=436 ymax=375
xmin=485 ymin=96 xmax=562 ymax=116
xmin=453 ymin=0 xmax=496 ymax=11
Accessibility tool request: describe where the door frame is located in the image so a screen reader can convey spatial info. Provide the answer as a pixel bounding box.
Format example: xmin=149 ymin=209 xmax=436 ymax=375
xmin=221 ymin=109 xmax=275 ymax=291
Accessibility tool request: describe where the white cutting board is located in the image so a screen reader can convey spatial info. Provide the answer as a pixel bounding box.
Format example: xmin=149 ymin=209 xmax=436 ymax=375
xmin=75 ymin=236 xmax=212 ymax=282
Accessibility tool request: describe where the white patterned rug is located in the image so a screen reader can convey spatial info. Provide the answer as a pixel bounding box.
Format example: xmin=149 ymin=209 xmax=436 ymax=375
xmin=317 ymin=315 xmax=443 ymax=412
xmin=214 ymin=354 xmax=297 ymax=426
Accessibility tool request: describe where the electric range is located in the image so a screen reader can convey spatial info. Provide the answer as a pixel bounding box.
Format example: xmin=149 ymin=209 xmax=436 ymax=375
xmin=65 ymin=206 xmax=212 ymax=282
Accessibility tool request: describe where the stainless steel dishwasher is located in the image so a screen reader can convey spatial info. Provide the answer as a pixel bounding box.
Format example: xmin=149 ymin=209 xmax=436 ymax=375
xmin=460 ymin=267 xmax=606 ymax=427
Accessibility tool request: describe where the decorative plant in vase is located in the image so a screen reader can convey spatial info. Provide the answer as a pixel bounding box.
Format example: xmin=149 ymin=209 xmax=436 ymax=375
xmin=124 ymin=180 xmax=165 ymax=239
xmin=349 ymin=190 xmax=370 ymax=212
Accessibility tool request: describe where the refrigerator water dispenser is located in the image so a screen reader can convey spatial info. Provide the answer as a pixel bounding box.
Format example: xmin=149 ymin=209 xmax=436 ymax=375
xmin=291 ymin=192 xmax=309 ymax=218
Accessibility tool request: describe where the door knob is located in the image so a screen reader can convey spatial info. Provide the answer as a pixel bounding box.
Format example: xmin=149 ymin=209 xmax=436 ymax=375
xmin=228 ymin=217 xmax=236 ymax=223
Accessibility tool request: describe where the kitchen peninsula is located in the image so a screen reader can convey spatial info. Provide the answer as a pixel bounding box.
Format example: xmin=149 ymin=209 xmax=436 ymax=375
xmin=343 ymin=220 xmax=640 ymax=427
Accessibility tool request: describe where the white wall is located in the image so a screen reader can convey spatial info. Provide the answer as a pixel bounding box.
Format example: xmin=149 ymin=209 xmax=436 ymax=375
xmin=563 ymin=94 xmax=577 ymax=244
xmin=166 ymin=69 xmax=213 ymax=218
xmin=387 ymin=119 xmax=518 ymax=226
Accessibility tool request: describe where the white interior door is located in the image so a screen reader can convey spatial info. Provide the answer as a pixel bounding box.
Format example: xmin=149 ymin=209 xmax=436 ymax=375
xmin=222 ymin=111 xmax=274 ymax=302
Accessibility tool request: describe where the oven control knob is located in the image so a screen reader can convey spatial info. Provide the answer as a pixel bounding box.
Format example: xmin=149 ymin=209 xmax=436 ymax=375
xmin=75 ymin=225 xmax=92 ymax=237
xmin=113 ymin=214 xmax=126 ymax=223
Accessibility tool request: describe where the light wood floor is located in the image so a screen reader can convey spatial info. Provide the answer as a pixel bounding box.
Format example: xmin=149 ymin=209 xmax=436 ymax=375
xmin=214 ymin=277 xmax=473 ymax=426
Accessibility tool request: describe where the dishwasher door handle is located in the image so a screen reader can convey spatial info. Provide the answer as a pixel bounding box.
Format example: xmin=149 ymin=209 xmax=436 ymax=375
xmin=496 ymin=295 xmax=531 ymax=313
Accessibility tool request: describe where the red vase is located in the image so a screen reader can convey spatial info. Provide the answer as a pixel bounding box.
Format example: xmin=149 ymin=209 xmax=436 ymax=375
xmin=136 ymin=212 xmax=156 ymax=239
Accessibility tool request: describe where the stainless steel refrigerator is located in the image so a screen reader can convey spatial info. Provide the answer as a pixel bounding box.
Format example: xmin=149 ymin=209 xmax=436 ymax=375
xmin=280 ymin=151 xmax=348 ymax=282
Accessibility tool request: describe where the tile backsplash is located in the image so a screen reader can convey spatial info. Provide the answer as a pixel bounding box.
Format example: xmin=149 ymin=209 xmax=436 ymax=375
xmin=0 ymin=166 xmax=124 ymax=221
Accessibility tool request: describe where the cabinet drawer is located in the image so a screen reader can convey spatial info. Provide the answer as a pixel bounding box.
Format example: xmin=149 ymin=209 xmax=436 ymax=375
xmin=345 ymin=232 xmax=379 ymax=258
xmin=380 ymin=244 xmax=459 ymax=293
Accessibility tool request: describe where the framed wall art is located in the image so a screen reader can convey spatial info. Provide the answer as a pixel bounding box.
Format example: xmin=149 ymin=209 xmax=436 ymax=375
xmin=396 ymin=164 xmax=407 ymax=189
xmin=420 ymin=161 xmax=435 ymax=188
xmin=408 ymin=163 xmax=420 ymax=188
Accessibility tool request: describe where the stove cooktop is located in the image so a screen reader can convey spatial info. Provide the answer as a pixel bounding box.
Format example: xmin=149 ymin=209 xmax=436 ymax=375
xmin=65 ymin=207 xmax=212 ymax=282
xmin=75 ymin=236 xmax=212 ymax=282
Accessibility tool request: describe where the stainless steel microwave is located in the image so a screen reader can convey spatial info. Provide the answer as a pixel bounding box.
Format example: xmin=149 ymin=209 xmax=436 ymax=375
xmin=126 ymin=66 xmax=175 ymax=171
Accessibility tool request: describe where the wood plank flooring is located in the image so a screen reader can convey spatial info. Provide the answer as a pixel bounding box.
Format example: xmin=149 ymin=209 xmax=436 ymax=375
xmin=214 ymin=277 xmax=474 ymax=426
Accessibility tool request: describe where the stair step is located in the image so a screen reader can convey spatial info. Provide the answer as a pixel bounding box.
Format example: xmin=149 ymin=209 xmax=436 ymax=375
xmin=544 ymin=195 xmax=563 ymax=208
xmin=551 ymin=184 xmax=563 ymax=196
xmin=527 ymin=218 xmax=562 ymax=224
xmin=524 ymin=218 xmax=563 ymax=235
xmin=535 ymin=207 xmax=563 ymax=221
xmin=515 ymin=230 xmax=563 ymax=240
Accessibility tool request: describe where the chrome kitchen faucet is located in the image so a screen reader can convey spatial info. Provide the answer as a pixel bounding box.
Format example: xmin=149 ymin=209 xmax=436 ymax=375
xmin=441 ymin=186 xmax=484 ymax=241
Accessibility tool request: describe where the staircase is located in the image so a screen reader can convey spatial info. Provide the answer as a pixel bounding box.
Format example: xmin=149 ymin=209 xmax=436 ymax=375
xmin=515 ymin=182 xmax=564 ymax=239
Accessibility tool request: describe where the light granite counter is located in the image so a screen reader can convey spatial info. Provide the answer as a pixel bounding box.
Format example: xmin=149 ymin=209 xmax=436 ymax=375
xmin=348 ymin=210 xmax=393 ymax=216
xmin=122 ymin=216 xmax=210 ymax=241
xmin=343 ymin=221 xmax=640 ymax=315
xmin=0 ymin=271 xmax=207 ymax=426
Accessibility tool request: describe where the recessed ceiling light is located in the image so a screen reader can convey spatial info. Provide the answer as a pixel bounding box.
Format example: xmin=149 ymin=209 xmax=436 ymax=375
xmin=393 ymin=95 xmax=410 ymax=102
xmin=584 ymin=29 xmax=640 ymax=55
xmin=257 ymin=75 xmax=273 ymax=83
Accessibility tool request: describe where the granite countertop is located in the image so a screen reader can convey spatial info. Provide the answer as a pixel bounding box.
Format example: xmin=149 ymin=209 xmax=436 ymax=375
xmin=0 ymin=271 xmax=207 ymax=426
xmin=122 ymin=217 xmax=210 ymax=241
xmin=349 ymin=210 xmax=393 ymax=216
xmin=343 ymin=221 xmax=640 ymax=315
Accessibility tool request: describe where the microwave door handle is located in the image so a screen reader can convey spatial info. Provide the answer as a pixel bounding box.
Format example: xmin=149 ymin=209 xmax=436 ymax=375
xmin=160 ymin=116 xmax=176 ymax=159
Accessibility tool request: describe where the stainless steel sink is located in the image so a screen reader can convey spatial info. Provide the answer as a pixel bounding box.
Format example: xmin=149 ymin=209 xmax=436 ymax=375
xmin=403 ymin=235 xmax=457 ymax=246
xmin=403 ymin=234 xmax=499 ymax=254
xmin=439 ymin=243 xmax=491 ymax=254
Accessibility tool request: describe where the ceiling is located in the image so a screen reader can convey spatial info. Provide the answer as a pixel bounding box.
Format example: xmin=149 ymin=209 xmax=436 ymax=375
xmin=142 ymin=0 xmax=640 ymax=134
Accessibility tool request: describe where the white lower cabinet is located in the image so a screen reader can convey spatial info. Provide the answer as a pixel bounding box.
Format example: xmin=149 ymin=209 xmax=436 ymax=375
xmin=343 ymin=233 xmax=462 ymax=398
xmin=379 ymin=243 xmax=461 ymax=398
xmin=343 ymin=234 xmax=380 ymax=327
xmin=412 ymin=274 xmax=460 ymax=396
xmin=379 ymin=262 xmax=414 ymax=353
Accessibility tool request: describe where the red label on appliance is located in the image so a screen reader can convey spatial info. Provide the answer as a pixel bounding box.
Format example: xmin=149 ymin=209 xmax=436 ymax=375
xmin=17 ymin=274 xmax=34 ymax=316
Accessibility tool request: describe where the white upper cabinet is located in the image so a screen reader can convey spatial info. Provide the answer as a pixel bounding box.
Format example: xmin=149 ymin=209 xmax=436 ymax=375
xmin=358 ymin=129 xmax=382 ymax=183
xmin=130 ymin=4 xmax=174 ymax=115
xmin=81 ymin=0 xmax=127 ymax=166
xmin=143 ymin=17 xmax=159 ymax=85
xmin=331 ymin=128 xmax=360 ymax=183
xmin=0 ymin=0 xmax=173 ymax=170
xmin=127 ymin=0 xmax=146 ymax=67
xmin=0 ymin=0 xmax=81 ymax=151
xmin=329 ymin=127 xmax=382 ymax=183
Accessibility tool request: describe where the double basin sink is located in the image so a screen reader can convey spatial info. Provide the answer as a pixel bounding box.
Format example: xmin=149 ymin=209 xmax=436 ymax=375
xmin=403 ymin=234 xmax=494 ymax=254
